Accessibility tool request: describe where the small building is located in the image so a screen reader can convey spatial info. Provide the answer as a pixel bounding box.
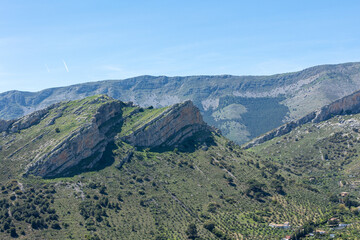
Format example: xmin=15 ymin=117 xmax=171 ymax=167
xmin=328 ymin=217 xmax=340 ymax=226
xmin=269 ymin=222 xmax=290 ymax=229
xmin=316 ymin=229 xmax=326 ymax=234
xmin=340 ymin=192 xmax=349 ymax=197
xmin=339 ymin=223 xmax=348 ymax=227
xmin=269 ymin=223 xmax=276 ymax=227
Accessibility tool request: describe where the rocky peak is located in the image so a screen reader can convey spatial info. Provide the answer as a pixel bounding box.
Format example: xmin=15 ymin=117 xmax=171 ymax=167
xmin=25 ymin=97 xmax=125 ymax=178
xmin=121 ymin=100 xmax=209 ymax=148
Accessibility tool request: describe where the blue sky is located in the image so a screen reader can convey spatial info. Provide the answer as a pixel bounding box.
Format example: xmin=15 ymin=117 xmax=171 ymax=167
xmin=1 ymin=0 xmax=360 ymax=93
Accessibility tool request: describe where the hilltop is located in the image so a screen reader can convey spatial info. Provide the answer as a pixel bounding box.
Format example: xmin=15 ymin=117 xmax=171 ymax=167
xmin=1 ymin=62 xmax=360 ymax=144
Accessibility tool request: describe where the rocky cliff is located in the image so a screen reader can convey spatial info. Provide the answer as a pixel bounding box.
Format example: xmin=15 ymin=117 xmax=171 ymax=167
xmin=121 ymin=100 xmax=208 ymax=147
xmin=25 ymin=100 xmax=126 ymax=178
xmin=0 ymin=95 xmax=209 ymax=178
xmin=0 ymin=103 xmax=60 ymax=134
xmin=244 ymin=89 xmax=360 ymax=148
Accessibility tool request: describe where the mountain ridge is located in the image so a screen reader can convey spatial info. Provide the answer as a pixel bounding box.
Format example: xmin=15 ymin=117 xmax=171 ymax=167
xmin=244 ymin=88 xmax=360 ymax=148
xmin=1 ymin=61 xmax=360 ymax=144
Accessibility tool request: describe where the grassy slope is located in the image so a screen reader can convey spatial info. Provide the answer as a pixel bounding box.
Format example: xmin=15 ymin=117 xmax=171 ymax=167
xmin=0 ymin=135 xmax=332 ymax=240
xmin=251 ymin=113 xmax=360 ymax=238
xmin=0 ymin=96 xmax=340 ymax=240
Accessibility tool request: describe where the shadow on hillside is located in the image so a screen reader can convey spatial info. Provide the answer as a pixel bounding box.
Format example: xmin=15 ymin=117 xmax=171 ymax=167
xmin=46 ymin=141 xmax=116 ymax=179
xmin=46 ymin=128 xmax=217 ymax=178
xmin=148 ymin=129 xmax=217 ymax=154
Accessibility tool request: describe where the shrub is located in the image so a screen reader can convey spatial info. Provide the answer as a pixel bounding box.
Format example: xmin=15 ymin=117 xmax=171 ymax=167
xmin=10 ymin=227 xmax=18 ymax=238
xmin=99 ymin=186 xmax=107 ymax=195
xmin=185 ymin=223 xmax=198 ymax=240
xmin=207 ymin=202 xmax=220 ymax=213
xmin=117 ymin=193 xmax=123 ymax=202
xmin=51 ymin=223 xmax=61 ymax=230
xmin=203 ymin=220 xmax=215 ymax=231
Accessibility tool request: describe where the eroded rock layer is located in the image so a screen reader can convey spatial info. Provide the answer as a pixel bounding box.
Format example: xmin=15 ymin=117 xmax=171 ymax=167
xmin=122 ymin=100 xmax=208 ymax=147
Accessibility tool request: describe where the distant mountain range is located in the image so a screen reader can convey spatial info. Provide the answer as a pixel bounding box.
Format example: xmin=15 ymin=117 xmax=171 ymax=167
xmin=1 ymin=62 xmax=360 ymax=144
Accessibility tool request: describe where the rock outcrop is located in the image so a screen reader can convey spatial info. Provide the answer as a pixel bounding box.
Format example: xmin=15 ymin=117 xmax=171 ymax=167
xmin=244 ymin=90 xmax=360 ymax=148
xmin=121 ymin=100 xmax=209 ymax=147
xmin=0 ymin=103 xmax=60 ymax=134
xmin=20 ymin=97 xmax=209 ymax=178
xmin=25 ymin=100 xmax=125 ymax=178
xmin=0 ymin=119 xmax=14 ymax=133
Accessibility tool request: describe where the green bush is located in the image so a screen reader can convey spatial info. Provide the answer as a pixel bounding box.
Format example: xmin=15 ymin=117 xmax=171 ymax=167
xmin=203 ymin=220 xmax=215 ymax=231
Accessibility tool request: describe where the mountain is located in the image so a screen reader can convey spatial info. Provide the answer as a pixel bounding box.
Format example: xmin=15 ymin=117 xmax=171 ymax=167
xmin=0 ymin=95 xmax=344 ymax=239
xmin=1 ymin=62 xmax=360 ymax=144
xmin=0 ymin=95 xmax=209 ymax=179
xmin=244 ymin=88 xmax=360 ymax=148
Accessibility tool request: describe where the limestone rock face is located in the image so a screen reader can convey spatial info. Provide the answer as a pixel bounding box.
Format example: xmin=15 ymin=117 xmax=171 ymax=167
xmin=122 ymin=100 xmax=208 ymax=147
xmin=244 ymin=90 xmax=360 ymax=148
xmin=10 ymin=108 xmax=51 ymax=133
xmin=0 ymin=119 xmax=14 ymax=132
xmin=26 ymin=101 xmax=125 ymax=178
xmin=312 ymin=91 xmax=360 ymax=122
xmin=0 ymin=104 xmax=60 ymax=134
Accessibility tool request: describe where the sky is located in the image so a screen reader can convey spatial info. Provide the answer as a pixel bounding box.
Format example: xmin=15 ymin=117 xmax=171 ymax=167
xmin=0 ymin=0 xmax=360 ymax=93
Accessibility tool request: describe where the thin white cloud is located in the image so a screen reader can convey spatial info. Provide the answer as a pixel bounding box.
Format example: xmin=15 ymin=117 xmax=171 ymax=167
xmin=100 ymin=65 xmax=140 ymax=78
xmin=62 ymin=60 xmax=69 ymax=72
xmin=102 ymin=65 xmax=123 ymax=72
xmin=45 ymin=64 xmax=50 ymax=73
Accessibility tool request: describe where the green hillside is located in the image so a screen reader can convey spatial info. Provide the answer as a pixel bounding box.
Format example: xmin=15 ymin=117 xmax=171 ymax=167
xmin=251 ymin=113 xmax=360 ymax=239
xmin=0 ymin=95 xmax=345 ymax=240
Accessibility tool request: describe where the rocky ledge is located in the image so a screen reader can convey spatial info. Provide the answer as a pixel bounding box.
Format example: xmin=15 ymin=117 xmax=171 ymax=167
xmin=244 ymin=90 xmax=360 ymax=148
xmin=0 ymin=103 xmax=60 ymax=134
xmin=121 ymin=100 xmax=209 ymax=148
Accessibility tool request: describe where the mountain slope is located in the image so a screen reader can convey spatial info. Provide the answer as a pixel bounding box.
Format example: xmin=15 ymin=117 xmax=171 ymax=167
xmin=251 ymin=113 xmax=360 ymax=189
xmin=244 ymin=88 xmax=360 ymax=148
xmin=1 ymin=62 xmax=360 ymax=144
xmin=0 ymin=95 xmax=339 ymax=240
xmin=250 ymin=112 xmax=360 ymax=238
